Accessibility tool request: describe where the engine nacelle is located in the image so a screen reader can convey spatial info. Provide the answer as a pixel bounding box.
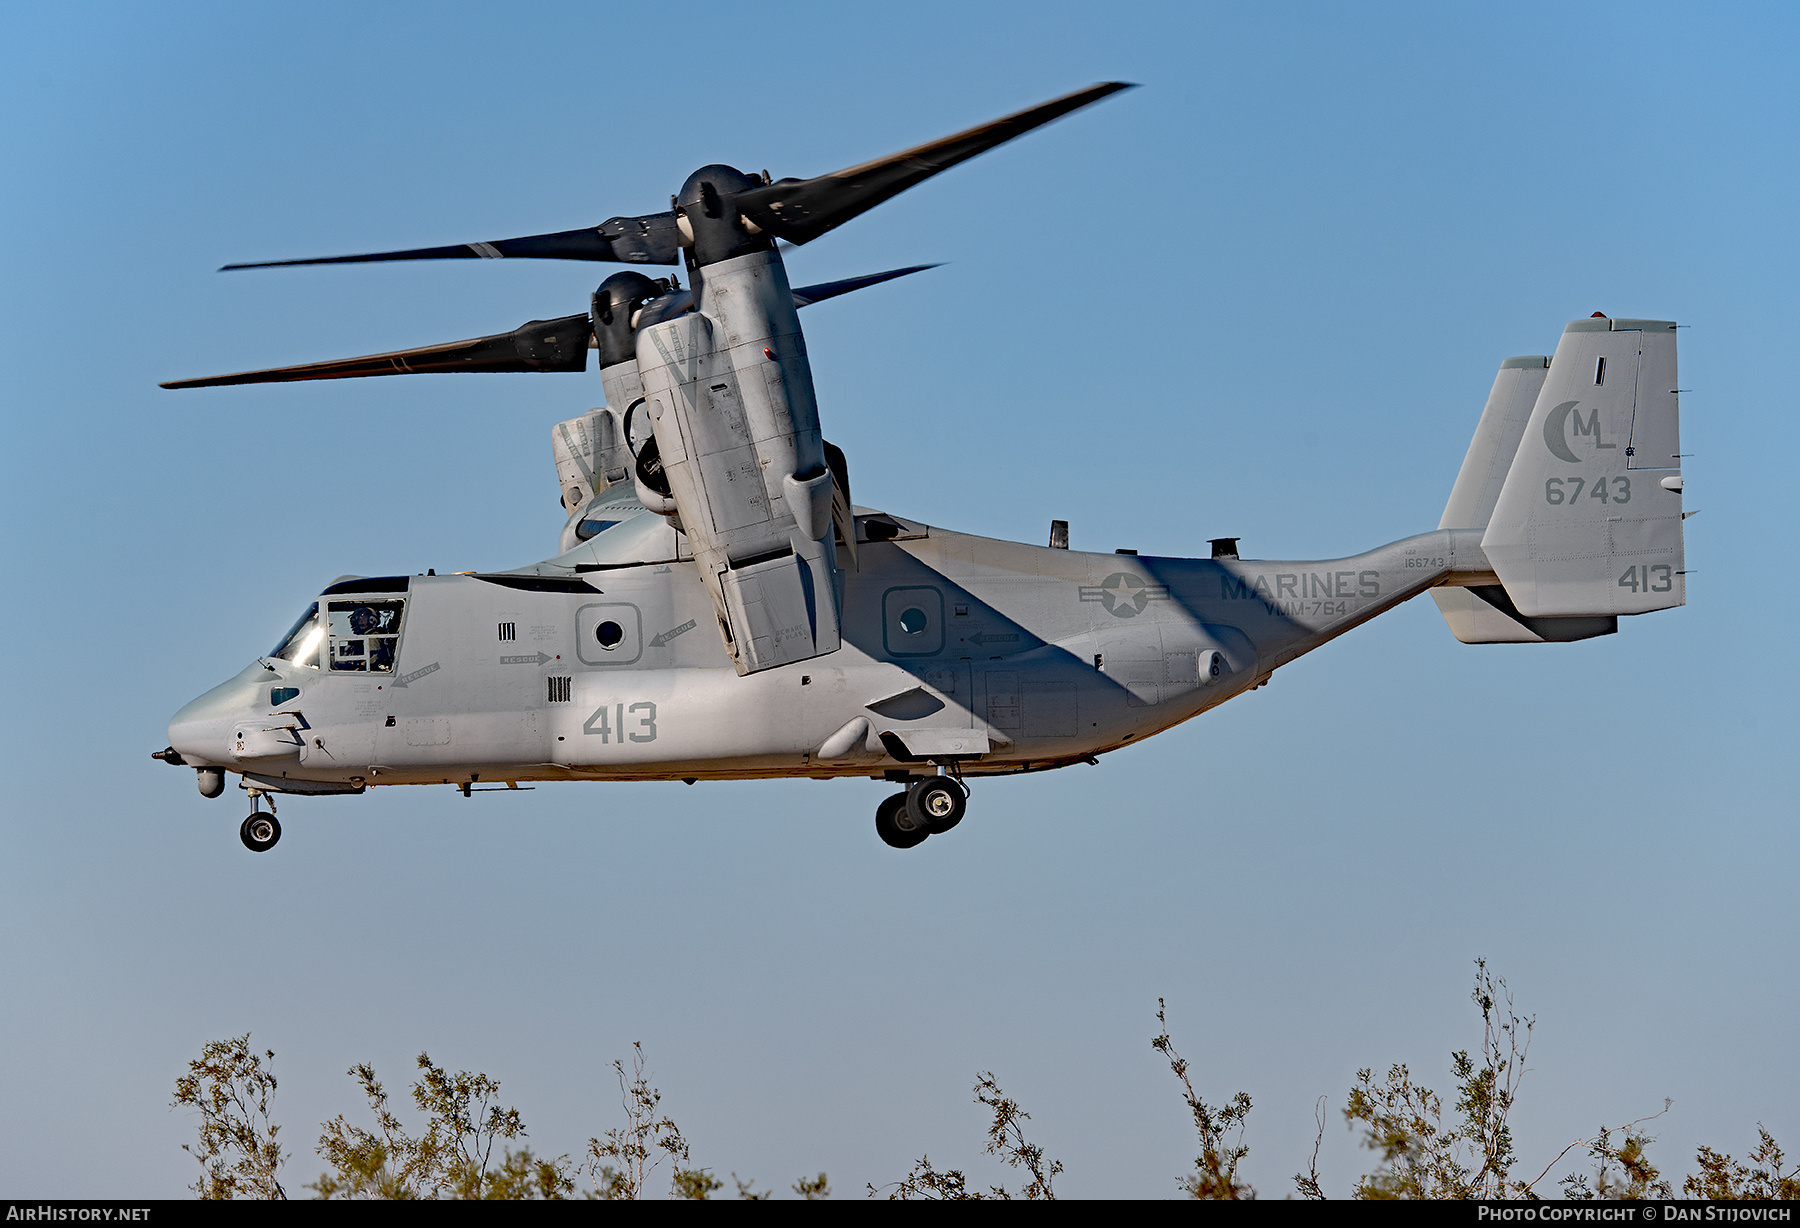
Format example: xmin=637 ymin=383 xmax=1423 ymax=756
xmin=551 ymin=408 xmax=630 ymax=513
xmin=635 ymin=246 xmax=840 ymax=674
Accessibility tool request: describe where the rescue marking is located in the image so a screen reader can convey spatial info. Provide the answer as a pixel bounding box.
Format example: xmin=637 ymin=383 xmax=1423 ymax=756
xmin=650 ymin=619 xmax=697 ymax=648
xmin=391 ymin=661 xmax=440 ymax=689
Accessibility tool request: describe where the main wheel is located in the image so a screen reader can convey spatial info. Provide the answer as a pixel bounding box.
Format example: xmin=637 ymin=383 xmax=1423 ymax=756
xmin=240 ymin=813 xmax=281 ymax=852
xmin=907 ymin=776 xmax=967 ymax=834
xmin=874 ymin=792 xmax=928 ymax=849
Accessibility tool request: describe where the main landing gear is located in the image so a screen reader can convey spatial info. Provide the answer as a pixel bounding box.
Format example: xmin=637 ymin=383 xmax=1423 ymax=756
xmin=240 ymin=789 xmax=281 ymax=853
xmin=874 ymin=775 xmax=968 ymax=850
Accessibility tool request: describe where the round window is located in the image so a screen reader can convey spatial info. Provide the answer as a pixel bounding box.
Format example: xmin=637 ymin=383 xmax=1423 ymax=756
xmin=595 ymin=621 xmax=624 ymax=649
xmin=898 ymin=607 xmax=928 ymax=635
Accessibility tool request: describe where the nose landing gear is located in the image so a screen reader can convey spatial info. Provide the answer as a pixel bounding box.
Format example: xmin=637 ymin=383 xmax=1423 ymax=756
xmin=873 ymin=775 xmax=968 ymax=849
xmin=239 ymin=790 xmax=281 ymax=852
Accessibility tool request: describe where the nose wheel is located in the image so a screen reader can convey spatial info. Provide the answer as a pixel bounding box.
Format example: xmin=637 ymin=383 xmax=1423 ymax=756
xmin=873 ymin=776 xmax=968 ymax=849
xmin=240 ymin=814 xmax=281 ymax=851
xmin=239 ymin=790 xmax=281 ymax=852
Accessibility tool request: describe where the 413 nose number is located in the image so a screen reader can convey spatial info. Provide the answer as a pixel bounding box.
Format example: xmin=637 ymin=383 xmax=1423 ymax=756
xmin=583 ymin=702 xmax=658 ymax=743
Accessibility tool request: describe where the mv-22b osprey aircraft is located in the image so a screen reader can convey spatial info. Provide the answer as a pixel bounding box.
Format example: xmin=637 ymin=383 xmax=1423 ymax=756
xmin=155 ymin=83 xmax=1689 ymax=852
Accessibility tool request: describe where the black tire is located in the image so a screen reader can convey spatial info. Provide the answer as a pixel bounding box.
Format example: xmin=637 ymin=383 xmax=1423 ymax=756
xmin=874 ymin=792 xmax=928 ymax=849
xmin=240 ymin=813 xmax=281 ymax=852
xmin=907 ymin=777 xmax=966 ymax=835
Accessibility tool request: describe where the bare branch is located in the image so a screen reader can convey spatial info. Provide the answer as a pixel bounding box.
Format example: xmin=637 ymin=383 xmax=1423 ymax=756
xmin=1293 ymin=1095 xmax=1327 ymax=1200
xmin=1154 ymin=999 xmax=1255 ymax=1199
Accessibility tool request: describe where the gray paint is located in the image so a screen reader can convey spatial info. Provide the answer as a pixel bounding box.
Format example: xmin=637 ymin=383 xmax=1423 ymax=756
xmin=1482 ymin=317 xmax=1686 ymax=617
xmin=157 ymin=85 xmax=1687 ymax=847
xmin=166 ymin=305 xmax=1687 ymax=820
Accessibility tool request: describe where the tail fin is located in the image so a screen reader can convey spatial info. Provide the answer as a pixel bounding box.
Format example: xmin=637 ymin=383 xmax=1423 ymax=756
xmin=1431 ymin=354 xmax=1617 ymax=642
xmin=1438 ymin=356 xmax=1551 ymax=532
xmin=1481 ymin=318 xmax=1686 ymax=618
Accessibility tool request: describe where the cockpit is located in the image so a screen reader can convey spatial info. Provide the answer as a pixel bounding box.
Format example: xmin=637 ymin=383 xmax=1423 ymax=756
xmin=268 ymin=580 xmax=408 ymax=673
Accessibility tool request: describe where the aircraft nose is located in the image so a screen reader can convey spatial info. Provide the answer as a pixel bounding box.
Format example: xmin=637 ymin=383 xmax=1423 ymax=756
xmin=166 ymin=680 xmax=245 ymax=767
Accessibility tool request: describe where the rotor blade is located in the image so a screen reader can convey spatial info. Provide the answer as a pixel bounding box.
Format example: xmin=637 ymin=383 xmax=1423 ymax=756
xmin=220 ymin=213 xmax=683 ymax=271
xmin=161 ymin=314 xmax=592 ymax=389
xmin=644 ymin=263 xmax=942 ymax=322
xmin=164 ymin=266 xmax=939 ymax=388
xmin=790 ymin=263 xmax=939 ymax=306
xmin=735 ymin=82 xmax=1135 ymax=246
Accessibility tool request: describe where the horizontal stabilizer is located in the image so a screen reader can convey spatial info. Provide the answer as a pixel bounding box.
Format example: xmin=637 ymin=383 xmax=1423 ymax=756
xmin=1430 ymin=586 xmax=1616 ymax=644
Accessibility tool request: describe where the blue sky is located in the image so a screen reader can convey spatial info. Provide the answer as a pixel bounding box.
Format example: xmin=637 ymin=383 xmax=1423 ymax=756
xmin=1 ymin=0 xmax=1794 ymax=1197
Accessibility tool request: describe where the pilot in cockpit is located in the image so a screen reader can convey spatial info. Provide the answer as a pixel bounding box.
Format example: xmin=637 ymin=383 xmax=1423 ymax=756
xmin=368 ymin=637 xmax=396 ymax=671
xmin=348 ymin=605 xmax=398 ymax=670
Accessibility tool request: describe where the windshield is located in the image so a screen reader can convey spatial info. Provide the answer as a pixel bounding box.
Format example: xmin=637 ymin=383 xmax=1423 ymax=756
xmin=270 ymin=603 xmax=323 ymax=667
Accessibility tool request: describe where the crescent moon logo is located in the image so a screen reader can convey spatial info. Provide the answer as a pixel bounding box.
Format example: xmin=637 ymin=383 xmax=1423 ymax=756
xmin=1542 ymin=400 xmax=1582 ymax=463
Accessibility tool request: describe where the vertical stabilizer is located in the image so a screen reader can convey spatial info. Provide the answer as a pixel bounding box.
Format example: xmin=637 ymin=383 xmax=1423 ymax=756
xmin=1439 ymin=357 xmax=1550 ymax=530
xmin=1431 ymin=354 xmax=1615 ymax=642
xmin=1481 ymin=318 xmax=1685 ymax=618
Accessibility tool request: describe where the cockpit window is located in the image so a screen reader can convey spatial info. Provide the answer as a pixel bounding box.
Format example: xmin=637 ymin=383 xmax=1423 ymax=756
xmin=328 ymin=599 xmax=404 ymax=672
xmin=575 ymin=518 xmax=621 ymax=542
xmin=270 ymin=603 xmax=323 ymax=668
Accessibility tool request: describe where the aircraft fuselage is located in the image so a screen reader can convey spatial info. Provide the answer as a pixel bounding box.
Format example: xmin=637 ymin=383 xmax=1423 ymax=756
xmin=167 ymin=514 xmax=1487 ymax=789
